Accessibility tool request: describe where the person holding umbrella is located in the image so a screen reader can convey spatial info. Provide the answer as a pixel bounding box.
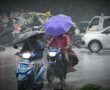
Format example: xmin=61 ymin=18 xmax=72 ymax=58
xmin=44 ymin=14 xmax=76 ymax=73
xmin=14 ymin=31 xmax=45 ymax=68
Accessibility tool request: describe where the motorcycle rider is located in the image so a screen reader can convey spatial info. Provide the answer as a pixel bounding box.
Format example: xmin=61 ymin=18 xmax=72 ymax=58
xmin=15 ymin=35 xmax=45 ymax=67
xmin=46 ymin=33 xmax=70 ymax=74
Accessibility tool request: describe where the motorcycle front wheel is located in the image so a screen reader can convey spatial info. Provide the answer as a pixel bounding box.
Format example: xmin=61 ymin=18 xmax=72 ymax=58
xmin=32 ymin=82 xmax=44 ymax=90
xmin=47 ymin=65 xmax=55 ymax=84
xmin=17 ymin=81 xmax=27 ymax=90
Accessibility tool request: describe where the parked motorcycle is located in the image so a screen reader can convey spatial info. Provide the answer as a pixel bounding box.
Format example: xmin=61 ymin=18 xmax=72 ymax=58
xmin=14 ymin=45 xmax=46 ymax=90
xmin=46 ymin=47 xmax=68 ymax=84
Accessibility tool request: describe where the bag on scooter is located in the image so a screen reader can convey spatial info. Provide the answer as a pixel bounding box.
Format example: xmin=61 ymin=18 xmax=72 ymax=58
xmin=67 ymin=47 xmax=79 ymax=67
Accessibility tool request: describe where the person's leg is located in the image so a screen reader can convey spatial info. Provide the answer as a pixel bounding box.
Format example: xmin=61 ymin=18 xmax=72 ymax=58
xmin=15 ymin=55 xmax=19 ymax=63
xmin=63 ymin=52 xmax=69 ymax=77
xmin=15 ymin=55 xmax=20 ymax=68
xmin=64 ymin=52 xmax=69 ymax=62
xmin=34 ymin=59 xmax=41 ymax=68
xmin=34 ymin=59 xmax=41 ymax=81
xmin=40 ymin=48 xmax=48 ymax=80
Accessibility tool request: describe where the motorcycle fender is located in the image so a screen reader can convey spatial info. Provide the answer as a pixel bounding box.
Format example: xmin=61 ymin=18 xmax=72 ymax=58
xmin=18 ymin=74 xmax=27 ymax=81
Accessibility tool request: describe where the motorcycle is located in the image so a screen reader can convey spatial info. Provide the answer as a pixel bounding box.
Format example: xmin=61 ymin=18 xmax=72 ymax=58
xmin=14 ymin=45 xmax=46 ymax=90
xmin=46 ymin=47 xmax=68 ymax=84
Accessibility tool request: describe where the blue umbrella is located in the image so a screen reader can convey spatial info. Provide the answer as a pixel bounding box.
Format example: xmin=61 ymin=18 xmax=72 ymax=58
xmin=43 ymin=14 xmax=73 ymax=36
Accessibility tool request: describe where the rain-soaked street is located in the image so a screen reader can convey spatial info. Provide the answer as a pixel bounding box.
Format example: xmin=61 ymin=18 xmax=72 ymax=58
xmin=0 ymin=47 xmax=110 ymax=90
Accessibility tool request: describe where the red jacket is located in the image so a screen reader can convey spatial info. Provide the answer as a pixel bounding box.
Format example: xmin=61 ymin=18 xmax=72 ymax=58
xmin=48 ymin=34 xmax=70 ymax=48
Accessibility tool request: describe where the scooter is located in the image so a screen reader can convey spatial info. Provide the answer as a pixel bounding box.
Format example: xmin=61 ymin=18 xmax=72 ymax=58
xmin=14 ymin=45 xmax=46 ymax=90
xmin=46 ymin=47 xmax=68 ymax=84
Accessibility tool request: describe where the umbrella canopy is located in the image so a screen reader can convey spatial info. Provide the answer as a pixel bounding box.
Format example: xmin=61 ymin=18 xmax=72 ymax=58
xmin=14 ymin=30 xmax=45 ymax=44
xmin=43 ymin=14 xmax=73 ymax=36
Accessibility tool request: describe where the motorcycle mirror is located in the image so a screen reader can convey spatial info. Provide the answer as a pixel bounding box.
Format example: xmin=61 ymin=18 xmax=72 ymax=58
xmin=13 ymin=45 xmax=18 ymax=49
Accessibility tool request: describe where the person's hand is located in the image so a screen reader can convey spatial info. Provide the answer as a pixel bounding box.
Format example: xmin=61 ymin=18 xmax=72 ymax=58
xmin=15 ymin=52 xmax=20 ymax=55
xmin=46 ymin=44 xmax=49 ymax=48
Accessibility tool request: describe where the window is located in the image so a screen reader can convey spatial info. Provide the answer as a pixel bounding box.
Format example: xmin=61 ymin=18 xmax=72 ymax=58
xmin=89 ymin=18 xmax=99 ymax=28
xmin=103 ymin=29 xmax=110 ymax=34
xmin=103 ymin=18 xmax=110 ymax=28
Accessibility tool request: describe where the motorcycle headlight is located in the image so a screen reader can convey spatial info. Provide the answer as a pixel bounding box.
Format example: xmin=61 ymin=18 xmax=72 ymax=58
xmin=22 ymin=53 xmax=31 ymax=59
xmin=49 ymin=52 xmax=57 ymax=57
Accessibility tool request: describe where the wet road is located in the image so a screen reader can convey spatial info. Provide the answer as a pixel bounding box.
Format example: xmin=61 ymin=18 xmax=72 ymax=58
xmin=0 ymin=47 xmax=17 ymax=90
xmin=0 ymin=47 xmax=110 ymax=90
xmin=68 ymin=48 xmax=110 ymax=88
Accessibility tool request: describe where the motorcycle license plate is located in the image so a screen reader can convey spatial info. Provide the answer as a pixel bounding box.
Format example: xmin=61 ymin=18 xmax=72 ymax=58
xmin=20 ymin=64 xmax=28 ymax=70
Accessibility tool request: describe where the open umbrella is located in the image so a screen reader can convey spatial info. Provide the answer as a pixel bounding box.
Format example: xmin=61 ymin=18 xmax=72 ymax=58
xmin=43 ymin=14 xmax=73 ymax=36
xmin=14 ymin=30 xmax=45 ymax=44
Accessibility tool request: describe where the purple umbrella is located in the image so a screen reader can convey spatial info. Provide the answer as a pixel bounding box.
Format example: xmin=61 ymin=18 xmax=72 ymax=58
xmin=43 ymin=14 xmax=73 ymax=36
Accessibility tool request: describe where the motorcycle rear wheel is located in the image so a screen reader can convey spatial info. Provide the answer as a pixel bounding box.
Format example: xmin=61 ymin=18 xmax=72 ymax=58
xmin=17 ymin=81 xmax=27 ymax=90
